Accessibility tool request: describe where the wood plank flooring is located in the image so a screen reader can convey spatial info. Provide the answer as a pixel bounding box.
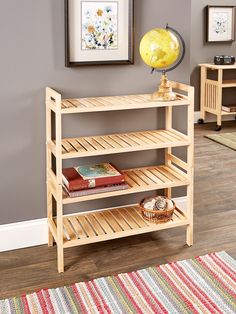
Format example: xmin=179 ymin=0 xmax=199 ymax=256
xmin=1 ymin=121 xmax=236 ymax=299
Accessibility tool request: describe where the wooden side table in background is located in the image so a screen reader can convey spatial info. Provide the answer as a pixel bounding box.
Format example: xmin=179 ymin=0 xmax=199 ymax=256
xmin=199 ymin=63 xmax=236 ymax=131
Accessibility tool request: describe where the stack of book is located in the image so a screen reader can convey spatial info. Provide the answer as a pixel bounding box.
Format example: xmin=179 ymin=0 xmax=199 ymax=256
xmin=62 ymin=163 xmax=129 ymax=198
xmin=222 ymin=104 xmax=236 ymax=112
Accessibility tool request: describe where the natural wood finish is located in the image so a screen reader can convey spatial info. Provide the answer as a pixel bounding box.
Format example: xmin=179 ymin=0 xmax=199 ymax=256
xmin=199 ymin=63 xmax=236 ymax=70
xmin=60 ymin=164 xmax=189 ymax=204
xmin=48 ymin=129 xmax=190 ymax=159
xmin=186 ymin=85 xmax=194 ymax=246
xmin=1 ymin=122 xmax=236 ymax=300
xmin=199 ymin=63 xmax=236 ymax=128
xmin=50 ymin=204 xmax=188 ymax=248
xmin=45 ymin=83 xmax=194 ymax=273
xmin=55 ymin=93 xmax=190 ymax=114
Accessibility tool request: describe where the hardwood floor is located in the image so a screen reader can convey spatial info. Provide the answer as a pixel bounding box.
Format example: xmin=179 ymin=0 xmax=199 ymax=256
xmin=1 ymin=121 xmax=236 ymax=299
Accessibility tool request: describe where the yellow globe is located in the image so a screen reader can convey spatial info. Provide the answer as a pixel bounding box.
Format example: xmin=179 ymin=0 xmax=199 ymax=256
xmin=139 ymin=28 xmax=180 ymax=69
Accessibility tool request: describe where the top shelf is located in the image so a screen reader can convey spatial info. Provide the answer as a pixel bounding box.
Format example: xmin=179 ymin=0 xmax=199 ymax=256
xmin=59 ymin=94 xmax=189 ymax=114
xmin=199 ymin=63 xmax=236 ymax=70
xmin=46 ymin=82 xmax=192 ymax=114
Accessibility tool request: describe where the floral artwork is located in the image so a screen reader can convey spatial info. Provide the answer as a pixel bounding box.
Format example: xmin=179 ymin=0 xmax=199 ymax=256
xmin=207 ymin=6 xmax=235 ymax=42
xmin=213 ymin=13 xmax=228 ymax=35
xmin=81 ymin=2 xmax=118 ymax=50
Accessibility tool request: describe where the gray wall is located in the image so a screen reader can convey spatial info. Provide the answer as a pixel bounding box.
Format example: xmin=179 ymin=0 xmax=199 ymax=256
xmin=0 ymin=0 xmax=191 ymax=224
xmin=191 ymin=0 xmax=236 ymax=111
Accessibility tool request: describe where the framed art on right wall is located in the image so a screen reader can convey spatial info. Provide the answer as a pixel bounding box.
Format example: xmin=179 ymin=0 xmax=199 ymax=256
xmin=207 ymin=6 xmax=235 ymax=42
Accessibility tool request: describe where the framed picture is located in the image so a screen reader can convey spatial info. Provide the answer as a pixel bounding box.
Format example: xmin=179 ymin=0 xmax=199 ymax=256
xmin=207 ymin=6 xmax=235 ymax=42
xmin=65 ymin=0 xmax=134 ymax=66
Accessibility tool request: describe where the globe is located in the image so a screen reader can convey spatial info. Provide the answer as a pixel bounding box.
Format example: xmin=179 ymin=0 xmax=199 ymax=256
xmin=139 ymin=26 xmax=185 ymax=101
xmin=139 ymin=28 xmax=180 ymax=70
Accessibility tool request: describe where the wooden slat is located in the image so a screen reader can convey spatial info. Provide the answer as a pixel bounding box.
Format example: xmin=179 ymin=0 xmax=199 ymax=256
xmin=127 ymin=171 xmax=149 ymax=186
xmin=148 ymin=168 xmax=169 ymax=183
xmin=118 ymin=208 xmax=140 ymax=229
xmin=124 ymin=174 xmax=139 ymax=187
xmin=61 ymin=140 xmax=75 ymax=153
xmin=76 ymin=138 xmax=96 ymax=151
xmin=67 ymin=216 xmax=84 ymax=239
xmin=142 ymin=169 xmax=164 ymax=184
xmin=159 ymin=166 xmax=180 ymax=182
xmin=63 ymin=218 xmax=77 ymax=241
xmin=135 ymin=170 xmax=154 ymax=185
xmin=66 ymin=139 xmax=87 ymax=153
xmin=125 ymin=133 xmax=146 ymax=145
xmin=163 ymin=164 xmax=187 ymax=180
xmin=93 ymin=212 xmax=114 ymax=234
xmin=102 ymin=211 xmax=123 ymax=232
xmin=109 ymin=135 xmax=131 ymax=148
xmin=84 ymin=137 xmax=105 ymax=150
xmin=92 ymin=136 xmax=114 ymax=149
xmin=109 ymin=210 xmax=131 ymax=231
xmin=86 ymin=215 xmax=105 ymax=236
xmin=67 ymin=99 xmax=86 ymax=108
xmin=101 ymin=135 xmax=122 ymax=148
xmin=129 ymin=208 xmax=149 ymax=227
xmin=76 ymin=216 xmax=96 ymax=238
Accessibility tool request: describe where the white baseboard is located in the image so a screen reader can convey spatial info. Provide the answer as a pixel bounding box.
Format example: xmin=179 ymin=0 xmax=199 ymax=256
xmin=0 ymin=197 xmax=187 ymax=252
xmin=194 ymin=111 xmax=235 ymax=124
xmin=0 ymin=218 xmax=48 ymax=252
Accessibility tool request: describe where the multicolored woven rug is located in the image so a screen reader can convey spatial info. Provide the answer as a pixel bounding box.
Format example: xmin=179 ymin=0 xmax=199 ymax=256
xmin=1 ymin=251 xmax=236 ymax=313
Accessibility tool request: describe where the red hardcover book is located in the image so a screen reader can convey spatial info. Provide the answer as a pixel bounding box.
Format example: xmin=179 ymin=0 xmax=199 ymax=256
xmin=63 ymin=182 xmax=129 ymax=198
xmin=62 ymin=163 xmax=125 ymax=192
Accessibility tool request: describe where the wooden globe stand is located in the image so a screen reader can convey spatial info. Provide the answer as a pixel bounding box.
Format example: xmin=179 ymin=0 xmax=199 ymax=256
xmin=152 ymin=72 xmax=177 ymax=101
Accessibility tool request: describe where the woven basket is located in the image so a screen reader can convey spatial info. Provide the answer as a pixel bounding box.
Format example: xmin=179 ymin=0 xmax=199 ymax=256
xmin=140 ymin=196 xmax=175 ymax=224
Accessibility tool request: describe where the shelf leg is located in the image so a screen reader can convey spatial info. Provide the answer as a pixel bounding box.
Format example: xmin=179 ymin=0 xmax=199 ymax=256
xmin=47 ymin=189 xmax=54 ymax=247
xmin=217 ymin=115 xmax=222 ymax=130
xmin=186 ymin=86 xmax=194 ymax=247
xmin=200 ymin=66 xmax=207 ymax=122
xmin=216 ymin=69 xmax=223 ymax=130
xmin=46 ymin=103 xmax=54 ymax=247
xmin=57 ymin=191 xmax=64 ymax=273
xmin=186 ymin=182 xmax=193 ymax=246
xmin=57 ymin=242 xmax=64 ymax=273
xmin=165 ymin=106 xmax=172 ymax=199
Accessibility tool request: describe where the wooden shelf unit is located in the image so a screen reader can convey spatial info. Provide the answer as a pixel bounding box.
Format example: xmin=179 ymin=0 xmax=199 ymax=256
xmin=46 ymin=81 xmax=194 ymax=273
xmin=199 ymin=63 xmax=236 ymax=130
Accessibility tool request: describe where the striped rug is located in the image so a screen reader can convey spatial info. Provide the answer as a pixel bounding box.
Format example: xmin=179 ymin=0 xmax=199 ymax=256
xmin=1 ymin=251 xmax=236 ymax=313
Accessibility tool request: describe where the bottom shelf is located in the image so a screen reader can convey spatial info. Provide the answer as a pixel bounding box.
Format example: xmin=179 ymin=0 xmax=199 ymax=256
xmin=49 ymin=205 xmax=189 ymax=248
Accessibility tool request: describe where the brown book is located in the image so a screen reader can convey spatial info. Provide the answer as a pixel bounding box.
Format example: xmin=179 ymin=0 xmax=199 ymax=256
xmin=222 ymin=105 xmax=236 ymax=112
xmin=62 ymin=163 xmax=125 ymax=192
xmin=63 ymin=182 xmax=129 ymax=198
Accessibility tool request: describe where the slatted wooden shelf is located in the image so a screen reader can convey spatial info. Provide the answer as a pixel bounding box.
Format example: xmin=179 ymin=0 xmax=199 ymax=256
xmin=46 ymin=82 xmax=194 ymax=273
xmin=49 ymin=205 xmax=188 ymax=248
xmin=58 ymin=94 xmax=189 ymax=113
xmin=46 ymin=90 xmax=190 ymax=114
xmin=59 ymin=164 xmax=189 ymax=204
xmin=48 ymin=129 xmax=189 ymax=159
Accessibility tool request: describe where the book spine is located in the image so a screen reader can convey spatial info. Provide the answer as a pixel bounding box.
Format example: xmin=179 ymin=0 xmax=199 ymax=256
xmin=66 ymin=183 xmax=129 ymax=198
xmin=68 ymin=175 xmax=125 ymax=191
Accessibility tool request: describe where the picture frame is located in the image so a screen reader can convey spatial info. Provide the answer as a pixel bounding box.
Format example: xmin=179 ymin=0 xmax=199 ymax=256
xmin=206 ymin=6 xmax=235 ymax=42
xmin=65 ymin=0 xmax=134 ymax=66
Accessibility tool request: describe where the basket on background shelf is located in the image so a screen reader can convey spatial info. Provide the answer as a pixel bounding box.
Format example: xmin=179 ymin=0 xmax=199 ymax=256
xmin=140 ymin=196 xmax=175 ymax=224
